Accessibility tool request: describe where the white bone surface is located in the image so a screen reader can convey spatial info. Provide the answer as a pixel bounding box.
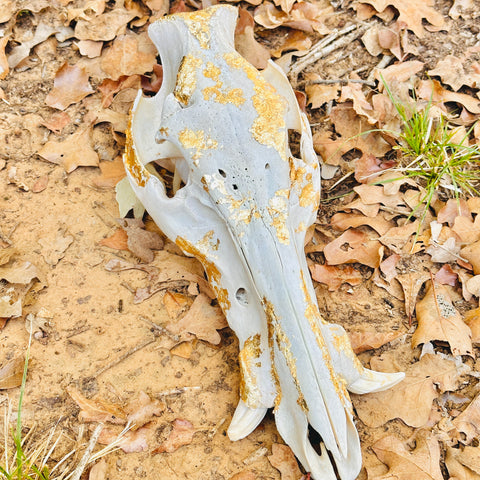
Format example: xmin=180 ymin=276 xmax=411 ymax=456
xmin=123 ymin=6 xmax=404 ymax=479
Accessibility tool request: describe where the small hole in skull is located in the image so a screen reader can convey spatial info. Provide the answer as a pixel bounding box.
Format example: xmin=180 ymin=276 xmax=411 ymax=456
xmin=265 ymin=163 xmax=270 ymax=170
xmin=218 ymin=169 xmax=226 ymax=177
xmin=232 ymin=184 xmax=238 ymax=190
xmin=235 ymin=288 xmax=248 ymax=305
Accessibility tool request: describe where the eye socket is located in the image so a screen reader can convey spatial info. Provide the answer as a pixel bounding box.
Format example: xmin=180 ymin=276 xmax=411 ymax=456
xmin=235 ymin=288 xmax=248 ymax=305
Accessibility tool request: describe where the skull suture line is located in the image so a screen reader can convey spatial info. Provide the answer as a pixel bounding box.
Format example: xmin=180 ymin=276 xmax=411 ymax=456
xmin=123 ymin=6 xmax=404 ymax=479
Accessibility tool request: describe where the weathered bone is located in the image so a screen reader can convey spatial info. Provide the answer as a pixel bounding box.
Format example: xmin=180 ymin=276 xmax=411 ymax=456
xmin=123 ymin=6 xmax=404 ymax=479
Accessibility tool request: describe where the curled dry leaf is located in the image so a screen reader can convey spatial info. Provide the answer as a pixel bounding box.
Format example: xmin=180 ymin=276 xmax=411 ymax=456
xmin=271 ymin=30 xmax=312 ymax=58
xmin=0 ymin=36 xmax=9 ymax=80
xmin=0 ymin=356 xmax=25 ymax=390
xmin=98 ymin=75 xmax=142 ymax=108
xmin=313 ymin=104 xmax=391 ymax=165
xmin=461 ymin=241 xmax=480 ymax=275
xmin=267 ymin=443 xmax=303 ymax=480
xmin=466 ymin=275 xmax=480 ymax=297
xmin=153 ymin=418 xmax=195 ymax=454
xmin=371 ymin=433 xmax=443 ymax=480
xmin=354 ymin=152 xmax=384 ymax=183
xmin=437 ymin=198 xmax=471 ymax=226
xmin=417 ymin=79 xmax=480 ymax=114
xmin=348 ymin=325 xmax=403 ymax=354
xmin=331 ymin=212 xmax=392 ymax=236
xmin=67 ymin=386 xmax=127 ymax=424
xmin=396 ymin=271 xmax=429 ymax=319
xmin=38 ymin=126 xmax=99 ymax=173
xmin=118 ymin=218 xmax=164 ymax=263
xmin=428 ymin=54 xmax=480 ymax=91
xmin=45 ymin=63 xmax=94 ymax=110
xmin=435 ymin=264 xmax=458 ymax=286
xmin=445 ymin=447 xmax=480 ymax=480
xmin=375 ymin=60 xmax=424 ymax=85
xmin=125 ymin=391 xmax=165 ymax=428
xmin=167 ymin=293 xmax=227 ymax=345
xmin=309 ymin=264 xmax=363 ymax=291
xmin=235 ymin=8 xmax=270 ymax=70
xmin=99 ymin=228 xmax=129 ymax=251
xmin=97 ymin=424 xmax=151 ymax=453
xmin=0 ymin=261 xmax=40 ymax=284
xmin=464 ymin=307 xmax=480 ymax=344
xmin=254 ymin=1 xmax=332 ymax=34
xmin=453 ymin=393 xmax=480 ymax=443
xmin=358 ymin=0 xmax=444 ymax=38
xmin=339 ymin=80 xmax=377 ymax=124
xmin=100 ymin=32 xmax=157 ymax=81
xmin=93 ymin=157 xmax=126 ymax=189
xmin=412 ymin=282 xmax=472 ymax=356
xmin=163 ymin=291 xmax=191 ymax=320
xmin=379 ymin=220 xmax=420 ymax=254
xmin=32 ymin=174 xmax=49 ymax=193
xmin=323 ymin=228 xmax=384 ymax=268
xmin=353 ymin=353 xmax=468 ymax=428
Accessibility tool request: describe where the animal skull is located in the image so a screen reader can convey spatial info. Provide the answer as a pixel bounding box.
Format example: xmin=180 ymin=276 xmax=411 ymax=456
xmin=123 ymin=6 xmax=404 ymax=479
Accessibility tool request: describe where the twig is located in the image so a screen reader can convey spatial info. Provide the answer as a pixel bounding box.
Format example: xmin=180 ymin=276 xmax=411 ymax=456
xmin=289 ymin=23 xmax=369 ymax=82
xmin=367 ymin=54 xmax=394 ymax=83
xmin=138 ymin=315 xmax=180 ymax=341
xmin=303 ymin=78 xmax=376 ymax=87
xmin=157 ymin=386 xmax=201 ymax=397
xmin=93 ymin=337 xmax=156 ymax=378
xmin=68 ymin=423 xmax=103 ymax=480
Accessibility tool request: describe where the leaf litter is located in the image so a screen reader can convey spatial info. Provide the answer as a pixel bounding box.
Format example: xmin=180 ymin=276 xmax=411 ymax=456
xmin=2 ymin=0 xmax=480 ymax=478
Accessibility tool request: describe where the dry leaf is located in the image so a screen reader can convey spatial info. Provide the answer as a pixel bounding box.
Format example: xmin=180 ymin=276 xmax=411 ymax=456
xmin=99 ymin=228 xmax=129 ymax=251
xmin=125 ymin=391 xmax=164 ymax=428
xmin=235 ymin=8 xmax=270 ymax=69
xmin=153 ymin=418 xmax=195 ymax=453
xmin=88 ymin=458 xmax=107 ymax=480
xmin=371 ymin=433 xmax=443 ymax=480
xmin=41 ymin=111 xmax=70 ymax=134
xmin=254 ymin=1 xmax=332 ymax=34
xmin=0 ymin=261 xmax=39 ymax=284
xmin=32 ymin=174 xmax=49 ymax=193
xmin=0 ymin=356 xmax=24 ymax=390
xmin=67 ymin=387 xmax=126 ymax=424
xmin=74 ymin=7 xmax=138 ymax=41
xmin=428 ymin=55 xmax=480 ymax=91
xmin=0 ymin=35 xmax=9 ymax=80
xmin=460 ymin=241 xmax=480 ymax=275
xmin=118 ymin=218 xmax=164 ymax=263
xmin=435 ymin=264 xmax=458 ymax=286
xmin=339 ymin=80 xmax=377 ymax=124
xmin=466 ymin=275 xmax=480 ymax=297
xmin=310 ymin=264 xmax=363 ymax=291
xmin=437 ymin=198 xmax=471 ymax=226
xmin=104 ymin=257 xmax=159 ymax=281
xmin=452 ymin=216 xmax=480 ymax=244
xmin=417 ymin=79 xmax=480 ymax=114
xmin=38 ymin=230 xmax=74 ymax=266
xmin=313 ymin=103 xmax=390 ymax=165
xmin=305 ymin=80 xmax=340 ymax=109
xmin=170 ymin=341 xmax=194 ymax=359
xmin=396 ymin=271 xmax=430 ymax=319
xmin=163 ymin=291 xmax=191 ymax=320
xmin=353 ymin=353 xmax=467 ymax=428
xmin=167 ymin=294 xmax=227 ymax=345
xmin=267 ymin=443 xmax=303 ymax=480
xmin=45 ymin=63 xmax=94 ymax=110
xmin=97 ymin=424 xmax=150 ymax=453
xmin=98 ymin=75 xmax=142 ymax=108
xmin=358 ymin=0 xmax=444 ymax=37
xmin=412 ymin=282 xmax=472 ymax=356
xmin=38 ymin=127 xmax=99 ymax=173
xmin=465 ymin=308 xmax=480 ymax=344
xmin=93 ymin=157 xmax=126 ymax=189
xmin=76 ymin=40 xmax=103 ymax=58
xmin=379 ymin=220 xmax=420 ymax=254
xmin=453 ymin=446 xmax=480 ymax=476
xmin=100 ymin=32 xmax=157 ymax=81
xmin=353 ymin=184 xmax=405 ymax=208
xmin=354 ymin=152 xmax=384 ymax=183
xmin=323 ymin=228 xmax=384 ymax=268
xmin=446 ymin=447 xmax=480 ymax=480
xmin=331 ymin=212 xmax=392 ymax=235
xmin=271 ymin=30 xmax=311 ymax=58
xmin=348 ymin=325 xmax=403 ymax=354
xmin=375 ymin=60 xmax=424 ymax=85
xmin=453 ymin=394 xmax=480 ymax=443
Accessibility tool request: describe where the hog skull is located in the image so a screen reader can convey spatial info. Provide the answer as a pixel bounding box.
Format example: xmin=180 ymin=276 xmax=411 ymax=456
xmin=123 ymin=5 xmax=404 ymax=479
